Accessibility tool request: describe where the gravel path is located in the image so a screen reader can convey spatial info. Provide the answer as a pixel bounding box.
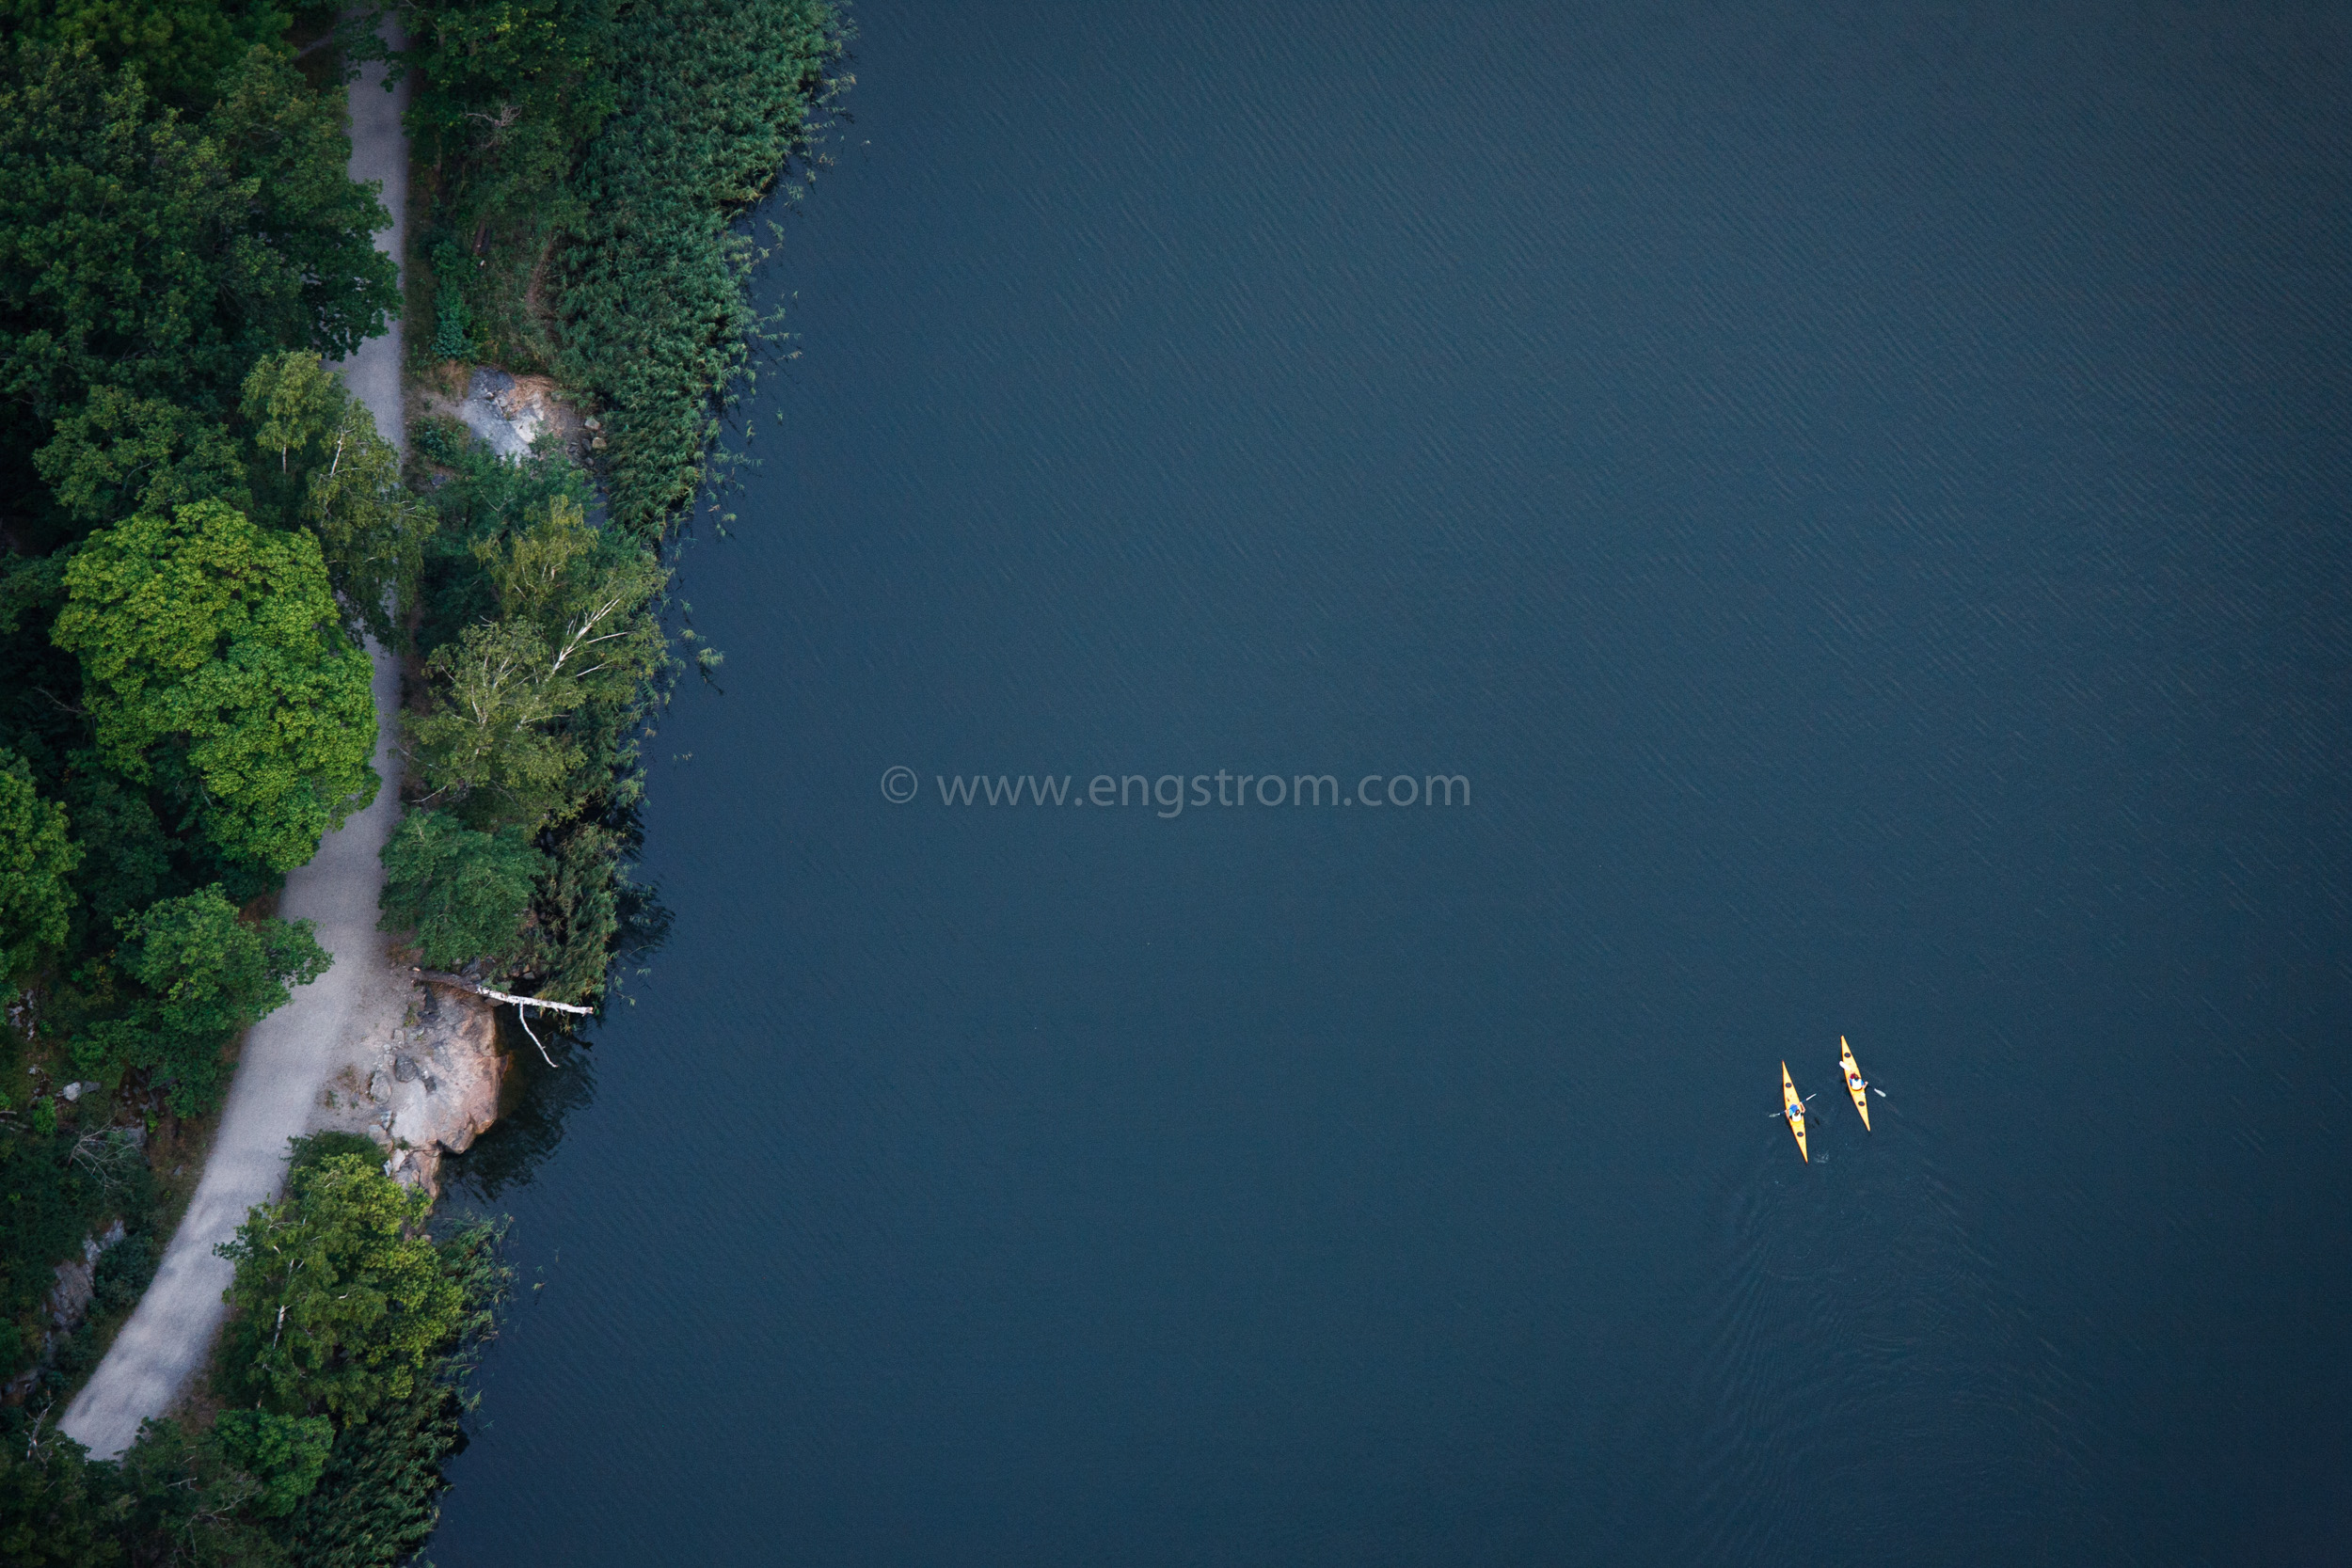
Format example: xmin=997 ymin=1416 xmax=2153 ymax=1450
xmin=61 ymin=44 xmax=412 ymax=1461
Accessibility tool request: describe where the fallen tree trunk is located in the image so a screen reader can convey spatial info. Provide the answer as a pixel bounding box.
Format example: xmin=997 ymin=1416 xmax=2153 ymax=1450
xmin=412 ymin=969 xmax=594 ymax=1069
xmin=412 ymin=969 xmax=596 ymax=1015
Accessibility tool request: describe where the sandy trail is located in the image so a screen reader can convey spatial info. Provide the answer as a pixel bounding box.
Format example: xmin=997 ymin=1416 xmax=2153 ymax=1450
xmin=61 ymin=42 xmax=412 ymax=1462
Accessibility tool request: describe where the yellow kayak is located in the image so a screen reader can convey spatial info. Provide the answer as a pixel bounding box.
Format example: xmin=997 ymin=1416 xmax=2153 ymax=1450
xmin=1840 ymin=1036 xmax=1870 ymax=1130
xmin=1781 ymin=1061 xmax=1807 ymax=1162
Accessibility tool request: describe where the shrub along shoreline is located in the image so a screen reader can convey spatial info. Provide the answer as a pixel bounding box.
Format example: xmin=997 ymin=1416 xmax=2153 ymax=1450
xmin=0 ymin=2 xmax=845 ymax=1559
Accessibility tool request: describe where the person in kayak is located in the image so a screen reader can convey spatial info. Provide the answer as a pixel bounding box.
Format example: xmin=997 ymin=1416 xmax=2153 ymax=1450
xmin=1784 ymin=1101 xmax=1804 ymax=1125
xmin=1847 ymin=1070 xmax=1867 ymax=1094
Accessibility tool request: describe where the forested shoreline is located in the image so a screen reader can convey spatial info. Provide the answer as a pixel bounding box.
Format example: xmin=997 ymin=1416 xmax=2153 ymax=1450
xmin=0 ymin=2 xmax=843 ymax=1559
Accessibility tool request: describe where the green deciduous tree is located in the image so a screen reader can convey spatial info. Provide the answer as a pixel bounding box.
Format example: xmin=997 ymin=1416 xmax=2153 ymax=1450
xmin=241 ymin=350 xmax=437 ymax=642
xmin=58 ymin=763 xmax=179 ymax=948
xmin=211 ymin=1408 xmax=333 ymax=1517
xmin=0 ymin=1123 xmax=124 ymax=1384
xmin=30 ymin=387 xmax=251 ymax=530
xmin=217 ymin=1152 xmax=469 ymax=1421
xmin=0 ymin=40 xmax=396 ymax=546
xmin=0 ymin=554 xmax=83 ymax=793
xmin=109 ymin=1417 xmax=293 ymax=1567
xmin=405 ymin=494 xmax=666 ymax=828
xmin=71 ymin=885 xmax=327 ymax=1113
xmin=509 ymin=818 xmax=635 ymax=1004
xmin=242 ymin=348 xmax=349 ymax=507
xmin=378 ymin=808 xmax=547 ymax=974
xmin=405 ymin=613 xmax=575 ymax=820
xmin=53 ymin=499 xmax=377 ymax=872
xmin=395 ymin=0 xmax=620 ymax=371
xmin=0 ymin=748 xmax=78 ymax=981
xmin=0 ymin=1418 xmax=116 ymax=1568
xmin=410 ymin=415 xmax=595 ymax=649
xmin=398 ymin=0 xmax=615 ymax=157
xmin=273 ymin=1220 xmax=509 ymax=1565
xmin=0 ymin=0 xmax=295 ymax=107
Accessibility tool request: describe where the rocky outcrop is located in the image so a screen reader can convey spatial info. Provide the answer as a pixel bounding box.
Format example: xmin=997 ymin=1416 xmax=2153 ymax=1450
xmin=364 ymin=984 xmax=506 ymax=1198
xmin=452 ymin=368 xmax=585 ymax=460
xmin=6 ymin=1220 xmax=131 ymax=1402
xmin=46 ymin=1222 xmax=123 ymax=1332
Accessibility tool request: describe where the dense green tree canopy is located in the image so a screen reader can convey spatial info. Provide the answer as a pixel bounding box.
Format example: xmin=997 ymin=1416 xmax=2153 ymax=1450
xmin=108 ymin=1417 xmax=294 ymax=1564
xmin=57 ymin=762 xmax=176 ymax=944
xmin=0 ymin=0 xmax=296 ymax=106
xmin=0 ymin=747 xmax=77 ymax=980
xmin=0 ymin=1123 xmax=133 ymax=1380
xmin=212 ymin=1409 xmax=334 ymax=1517
xmin=392 ymin=0 xmax=617 ymax=371
xmin=397 ymin=0 xmax=616 ymax=197
xmin=0 ymin=40 xmax=396 ymax=544
xmin=71 ymin=885 xmax=327 ymax=1112
xmin=54 ymin=499 xmax=377 ymax=871
xmin=0 ymin=1420 xmax=114 ymax=1568
xmin=241 ymin=350 xmax=437 ymax=641
xmin=406 ymin=494 xmax=665 ymax=828
xmin=31 ymin=386 xmax=250 ymax=531
xmin=378 ymin=808 xmax=547 ymax=973
xmin=219 ymin=1151 xmax=469 ymax=1421
xmin=404 ymin=431 xmax=654 ymax=1003
xmin=0 ymin=556 xmax=84 ymax=809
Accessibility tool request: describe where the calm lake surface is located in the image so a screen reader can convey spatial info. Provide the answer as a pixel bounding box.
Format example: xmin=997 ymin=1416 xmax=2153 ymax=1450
xmin=431 ymin=3 xmax=2351 ymax=1561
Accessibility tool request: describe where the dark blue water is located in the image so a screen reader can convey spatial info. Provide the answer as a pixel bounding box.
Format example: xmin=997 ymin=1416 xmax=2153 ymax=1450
xmin=434 ymin=4 xmax=2352 ymax=1562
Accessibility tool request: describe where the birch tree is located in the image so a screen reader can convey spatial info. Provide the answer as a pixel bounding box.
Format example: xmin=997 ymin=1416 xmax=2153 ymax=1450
xmin=241 ymin=349 xmax=437 ymax=642
xmin=216 ymin=1151 xmax=465 ymax=1421
xmin=404 ymin=494 xmax=666 ymax=827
